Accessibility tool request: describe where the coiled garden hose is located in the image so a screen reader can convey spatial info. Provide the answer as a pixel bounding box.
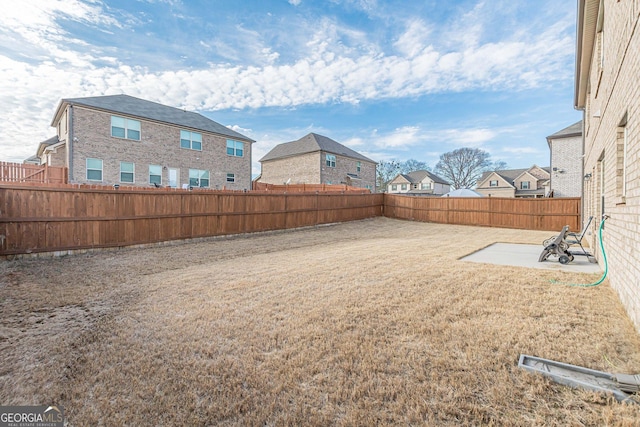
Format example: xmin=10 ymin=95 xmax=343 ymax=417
xmin=553 ymin=215 xmax=609 ymax=288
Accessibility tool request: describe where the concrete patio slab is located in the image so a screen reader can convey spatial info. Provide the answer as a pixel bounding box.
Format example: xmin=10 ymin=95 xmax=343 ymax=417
xmin=461 ymin=243 xmax=602 ymax=273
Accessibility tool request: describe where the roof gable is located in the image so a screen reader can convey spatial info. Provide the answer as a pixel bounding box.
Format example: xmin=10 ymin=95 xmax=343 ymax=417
xmin=546 ymin=121 xmax=582 ymax=141
xmin=389 ymin=174 xmax=411 ymax=184
xmin=260 ymin=133 xmax=375 ymax=163
xmin=477 ymin=171 xmax=515 ymax=189
xmin=52 ymin=94 xmax=254 ymax=142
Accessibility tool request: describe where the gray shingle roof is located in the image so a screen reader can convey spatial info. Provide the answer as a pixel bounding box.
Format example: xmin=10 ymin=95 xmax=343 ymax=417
xmin=404 ymin=170 xmax=450 ymax=185
xmin=56 ymin=94 xmax=254 ymax=142
xmin=260 ymin=133 xmax=375 ymax=163
xmin=547 ymin=120 xmax=582 ymax=140
xmin=479 ymin=166 xmax=550 ymax=184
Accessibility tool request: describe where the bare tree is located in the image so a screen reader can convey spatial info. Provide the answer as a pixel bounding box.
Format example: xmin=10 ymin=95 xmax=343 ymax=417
xmin=376 ymin=160 xmax=401 ymax=192
xmin=400 ymin=159 xmax=430 ymax=174
xmin=434 ymin=148 xmax=492 ymax=189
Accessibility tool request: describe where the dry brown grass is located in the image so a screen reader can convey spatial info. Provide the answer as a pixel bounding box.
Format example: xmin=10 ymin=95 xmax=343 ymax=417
xmin=1 ymin=217 xmax=640 ymax=426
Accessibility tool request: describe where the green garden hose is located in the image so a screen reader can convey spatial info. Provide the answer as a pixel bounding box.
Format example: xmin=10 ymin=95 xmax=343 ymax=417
xmin=553 ymin=215 xmax=609 ymax=288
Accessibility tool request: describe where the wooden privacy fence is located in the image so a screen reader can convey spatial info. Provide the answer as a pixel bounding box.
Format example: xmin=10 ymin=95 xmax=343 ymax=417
xmin=0 ymin=186 xmax=581 ymax=256
xmin=384 ymin=195 xmax=581 ymax=231
xmin=0 ymin=161 xmax=68 ymax=184
xmin=0 ymin=185 xmax=383 ymax=255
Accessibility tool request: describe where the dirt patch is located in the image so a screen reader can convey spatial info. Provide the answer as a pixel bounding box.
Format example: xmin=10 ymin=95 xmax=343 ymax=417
xmin=1 ymin=218 xmax=639 ymax=425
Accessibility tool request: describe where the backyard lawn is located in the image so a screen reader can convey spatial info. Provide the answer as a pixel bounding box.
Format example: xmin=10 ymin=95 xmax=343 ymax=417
xmin=1 ymin=217 xmax=639 ymax=425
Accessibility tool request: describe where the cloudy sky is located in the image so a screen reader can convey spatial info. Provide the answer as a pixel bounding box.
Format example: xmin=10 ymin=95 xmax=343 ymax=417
xmin=0 ymin=0 xmax=582 ymax=176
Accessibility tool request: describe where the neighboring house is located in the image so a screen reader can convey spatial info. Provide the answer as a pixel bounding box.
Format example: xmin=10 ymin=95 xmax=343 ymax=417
xmin=39 ymin=94 xmax=254 ymax=189
xmin=258 ymin=133 xmax=376 ymax=191
xmin=476 ymin=165 xmax=550 ymax=198
xmin=387 ymin=170 xmax=451 ymax=196
xmin=34 ymin=136 xmax=65 ymax=167
xmin=575 ymin=1 xmax=640 ymax=330
xmin=546 ymin=121 xmax=583 ymax=197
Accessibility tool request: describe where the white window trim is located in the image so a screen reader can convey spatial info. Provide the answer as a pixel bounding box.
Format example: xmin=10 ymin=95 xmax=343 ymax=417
xmin=86 ymin=158 xmax=103 ymax=182
xmin=149 ymin=164 xmax=162 ymax=185
xmin=111 ymin=115 xmax=141 ymax=141
xmin=180 ymin=130 xmax=202 ymax=151
xmin=226 ymin=140 xmax=244 ymax=157
xmin=120 ymin=161 xmax=135 ymax=183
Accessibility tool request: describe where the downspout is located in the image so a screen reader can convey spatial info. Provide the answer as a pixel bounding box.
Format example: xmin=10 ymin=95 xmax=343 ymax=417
xmin=68 ymin=105 xmax=74 ymax=183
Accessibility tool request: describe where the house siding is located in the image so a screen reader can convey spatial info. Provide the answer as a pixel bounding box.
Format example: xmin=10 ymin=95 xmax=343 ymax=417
xmin=475 ymin=187 xmax=515 ymax=198
xmin=549 ymin=134 xmax=583 ymax=197
xmin=580 ymin=0 xmax=640 ymax=330
xmin=61 ymin=106 xmax=252 ymax=189
xmin=260 ymin=152 xmax=321 ymax=184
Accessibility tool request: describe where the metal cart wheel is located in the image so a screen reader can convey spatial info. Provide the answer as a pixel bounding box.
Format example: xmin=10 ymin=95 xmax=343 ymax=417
xmin=559 ymin=255 xmax=571 ymax=264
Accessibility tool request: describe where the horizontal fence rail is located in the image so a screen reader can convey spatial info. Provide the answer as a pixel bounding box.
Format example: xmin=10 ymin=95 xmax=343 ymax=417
xmin=384 ymin=195 xmax=581 ymax=232
xmin=252 ymin=182 xmax=369 ymax=193
xmin=0 ymin=185 xmax=383 ymax=255
xmin=0 ymin=161 xmax=68 ymax=184
xmin=0 ymin=185 xmax=581 ymax=256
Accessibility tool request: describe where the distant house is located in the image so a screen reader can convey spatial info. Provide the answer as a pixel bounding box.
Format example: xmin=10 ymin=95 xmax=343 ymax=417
xmin=258 ymin=133 xmax=376 ymax=191
xmin=37 ymin=94 xmax=255 ymax=189
xmin=576 ymin=0 xmax=640 ymax=330
xmin=387 ymin=170 xmax=451 ymax=196
xmin=546 ymin=121 xmax=583 ymax=197
xmin=476 ymin=165 xmax=550 ymax=198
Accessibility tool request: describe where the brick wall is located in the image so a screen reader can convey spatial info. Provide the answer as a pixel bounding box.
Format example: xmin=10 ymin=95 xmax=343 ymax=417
xmin=320 ymin=152 xmax=376 ymax=190
xmin=63 ymin=106 xmax=252 ymax=190
xmin=260 ymin=151 xmax=376 ymax=190
xmin=581 ymin=0 xmax=640 ymax=330
xmin=550 ymin=134 xmax=583 ymax=197
xmin=259 ymin=152 xmax=321 ymax=184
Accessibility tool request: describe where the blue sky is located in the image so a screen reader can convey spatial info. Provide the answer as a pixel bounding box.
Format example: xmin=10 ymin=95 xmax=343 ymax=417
xmin=0 ymin=0 xmax=582 ymax=176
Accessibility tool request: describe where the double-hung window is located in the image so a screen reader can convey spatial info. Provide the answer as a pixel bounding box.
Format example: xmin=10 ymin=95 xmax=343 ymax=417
xmin=189 ymin=169 xmax=210 ymax=187
xmin=521 ymin=181 xmax=530 ymax=190
xmin=120 ymin=162 xmax=134 ymax=183
xmin=489 ymin=180 xmax=498 ymax=187
xmin=401 ymin=184 xmax=407 ymax=191
xmin=326 ymin=154 xmax=336 ymax=168
xmin=86 ymin=158 xmax=103 ymax=181
xmin=180 ymin=130 xmax=202 ymax=150
xmin=226 ymin=173 xmax=235 ymax=183
xmin=226 ymin=140 xmax=244 ymax=157
xmin=421 ymin=182 xmax=432 ymax=190
xmin=111 ymin=116 xmax=141 ymax=140
xmin=356 ymin=162 xmax=361 ymax=172
xmin=149 ymin=165 xmax=162 ymax=185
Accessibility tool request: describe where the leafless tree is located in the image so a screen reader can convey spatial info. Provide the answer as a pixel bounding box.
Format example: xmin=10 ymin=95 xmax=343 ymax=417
xmin=434 ymin=148 xmax=493 ymax=189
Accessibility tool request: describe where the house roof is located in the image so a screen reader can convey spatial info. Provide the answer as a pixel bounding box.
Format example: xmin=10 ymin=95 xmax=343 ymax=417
xmin=575 ymin=0 xmax=600 ymax=109
xmin=546 ymin=120 xmax=582 ymax=143
xmin=441 ymin=188 xmax=483 ymax=197
xmin=478 ymin=166 xmax=550 ymax=186
xmin=36 ymin=136 xmax=60 ymax=157
xmin=260 ymin=133 xmax=375 ymax=163
xmin=403 ymin=170 xmax=450 ymax=185
xmin=51 ymin=94 xmax=254 ymax=142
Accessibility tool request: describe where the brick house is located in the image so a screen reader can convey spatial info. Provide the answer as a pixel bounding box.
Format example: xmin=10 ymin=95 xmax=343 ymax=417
xmin=476 ymin=165 xmax=550 ymax=198
xmin=387 ymin=170 xmax=451 ymax=196
xmin=576 ymin=1 xmax=640 ymax=329
xmin=41 ymin=94 xmax=254 ymax=189
xmin=546 ymin=120 xmax=583 ymax=197
xmin=257 ymin=133 xmax=376 ymax=191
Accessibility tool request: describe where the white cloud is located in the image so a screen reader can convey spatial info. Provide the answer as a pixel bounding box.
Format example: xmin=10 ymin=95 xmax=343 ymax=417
xmin=0 ymin=0 xmax=575 ymax=164
xmin=288 ymin=0 xmax=302 ymax=5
